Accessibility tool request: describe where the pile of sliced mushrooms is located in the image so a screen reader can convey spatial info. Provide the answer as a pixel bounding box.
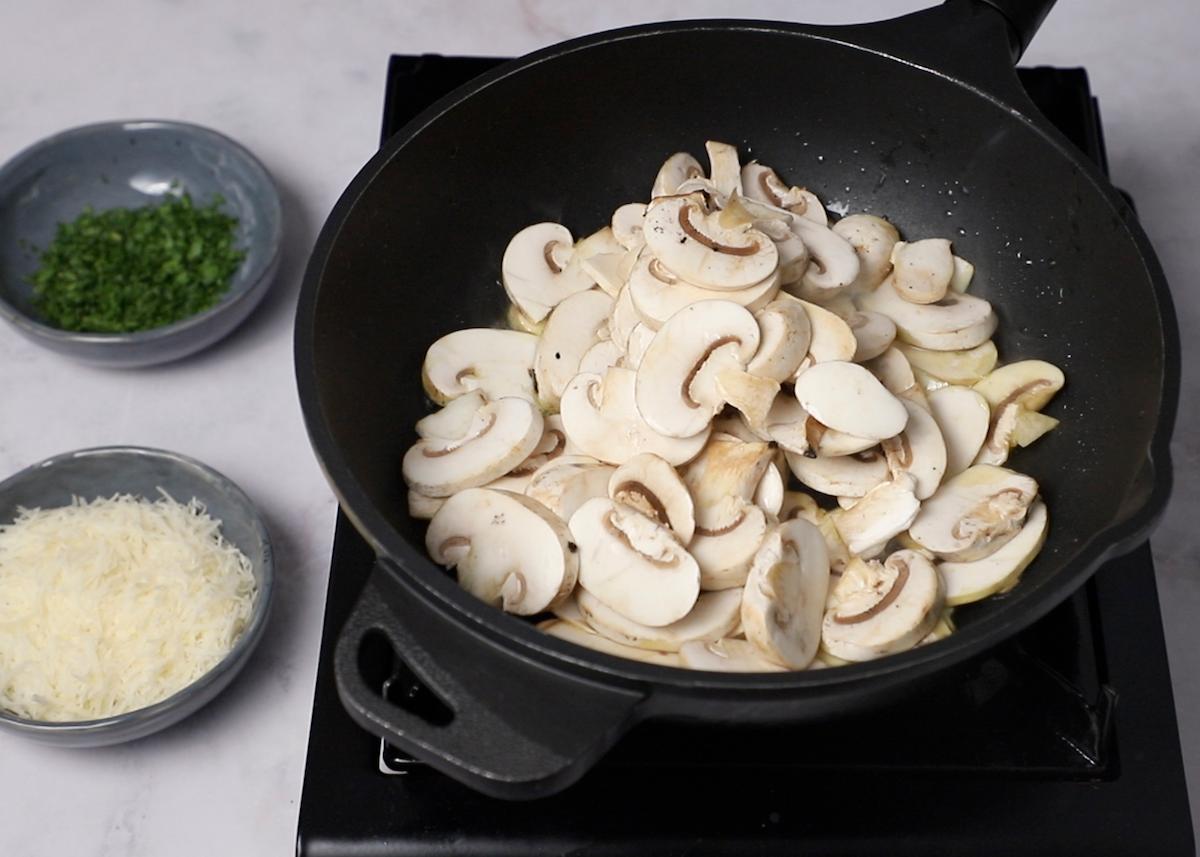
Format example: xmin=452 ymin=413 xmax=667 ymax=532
xmin=403 ymin=141 xmax=1065 ymax=672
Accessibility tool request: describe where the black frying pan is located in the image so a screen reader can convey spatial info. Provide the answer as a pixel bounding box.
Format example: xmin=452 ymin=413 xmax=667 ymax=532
xmin=295 ymin=0 xmax=1179 ymax=799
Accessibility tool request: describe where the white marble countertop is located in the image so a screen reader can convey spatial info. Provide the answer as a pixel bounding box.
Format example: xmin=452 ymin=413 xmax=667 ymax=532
xmin=0 ymin=1 xmax=1196 ymax=853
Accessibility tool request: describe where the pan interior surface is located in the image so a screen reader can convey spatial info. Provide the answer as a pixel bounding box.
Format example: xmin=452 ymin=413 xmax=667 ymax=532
xmin=304 ymin=25 xmax=1165 ymax=681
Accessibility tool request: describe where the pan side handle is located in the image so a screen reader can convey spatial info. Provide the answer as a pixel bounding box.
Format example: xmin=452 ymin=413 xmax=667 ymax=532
xmin=966 ymin=0 xmax=1058 ymax=60
xmin=334 ymin=564 xmax=645 ymax=800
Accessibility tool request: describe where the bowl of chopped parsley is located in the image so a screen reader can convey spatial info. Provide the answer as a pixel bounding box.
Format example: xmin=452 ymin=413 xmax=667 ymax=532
xmin=0 ymin=120 xmax=282 ymax=367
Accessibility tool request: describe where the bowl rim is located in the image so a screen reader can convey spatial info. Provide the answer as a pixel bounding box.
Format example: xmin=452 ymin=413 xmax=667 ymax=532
xmin=0 ymin=445 xmax=275 ymax=735
xmin=0 ymin=119 xmax=284 ymax=347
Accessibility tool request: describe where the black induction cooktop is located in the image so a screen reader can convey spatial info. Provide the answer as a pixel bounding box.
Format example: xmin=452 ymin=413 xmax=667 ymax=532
xmin=296 ymin=56 xmax=1193 ymax=857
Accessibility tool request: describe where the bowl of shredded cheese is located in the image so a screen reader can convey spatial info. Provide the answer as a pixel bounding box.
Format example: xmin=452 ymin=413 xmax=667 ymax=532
xmin=0 ymin=446 xmax=272 ymax=746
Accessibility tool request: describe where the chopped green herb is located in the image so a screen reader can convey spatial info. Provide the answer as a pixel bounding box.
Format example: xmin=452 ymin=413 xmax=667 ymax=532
xmin=28 ymin=194 xmax=245 ymax=333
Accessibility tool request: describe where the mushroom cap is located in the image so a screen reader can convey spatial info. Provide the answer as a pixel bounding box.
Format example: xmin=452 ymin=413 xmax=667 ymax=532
xmin=793 ymin=361 xmax=909 ymax=440
xmin=501 ymin=222 xmax=595 ymax=322
xmin=525 ymin=455 xmax=615 ymax=522
xmin=533 ymin=289 xmax=614 ymax=409
xmin=861 ymin=275 xmax=997 ymax=351
xmin=569 ymin=497 xmax=701 ymax=627
xmin=559 ymin=368 xmax=710 ymax=466
xmin=846 ymin=310 xmax=898 ymax=363
xmin=407 ymin=490 xmax=444 ymax=520
xmin=628 ymin=254 xmax=780 ymax=329
xmin=427 ymin=488 xmax=578 ymax=615
xmin=635 ymin=300 xmax=761 ymax=438
xmin=402 ymin=397 xmax=544 ymax=497
xmin=831 ymin=473 xmax=922 ymax=556
xmin=643 ymin=194 xmax=779 ymax=290
xmin=889 ymin=239 xmax=954 ymax=304
xmin=741 ymin=519 xmax=831 ymax=668
xmin=927 ymin=385 xmax=992 ymax=477
xmin=881 ymin=399 xmax=948 ymax=500
xmin=821 ymin=549 xmax=945 ymax=661
xmin=895 ymin=339 xmax=998 ymax=386
xmin=705 ymin=140 xmax=744 ymax=198
xmin=690 ymin=501 xmax=770 ymax=590
xmin=578 ymin=587 xmax=742 ymax=652
xmin=941 ymin=500 xmax=1048 ymax=605
xmin=539 ymin=619 xmax=683 ymax=666
xmin=679 ymin=637 xmax=789 ymax=672
xmin=832 ymin=213 xmax=900 ymax=293
xmin=421 ymin=328 xmax=538 ymax=405
xmin=652 ymin=151 xmax=704 ymax=198
xmin=608 ymin=452 xmax=696 ymax=544
xmin=415 ymin=389 xmax=487 ymax=440
xmin=785 ymin=447 xmax=889 ymax=498
xmin=908 ymin=464 xmax=1039 ymax=561
xmin=746 ymin=294 xmax=812 ymax=382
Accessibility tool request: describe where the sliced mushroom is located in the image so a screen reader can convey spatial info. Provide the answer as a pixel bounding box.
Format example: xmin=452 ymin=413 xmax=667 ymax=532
xmin=533 ymin=289 xmax=614 ymax=409
xmin=682 ymin=434 xmax=775 ymax=530
xmin=483 ymin=471 xmax=535 ymax=494
xmin=863 ymin=346 xmax=929 ymax=410
xmin=803 ymin=417 xmax=881 ymax=458
xmin=608 ymin=285 xmax=641 ymax=352
xmin=690 ymin=502 xmax=770 ymax=590
xmin=974 ymin=401 xmax=1022 ymax=466
xmin=972 ymin=360 xmax=1065 ymax=413
xmin=1013 ymin=409 xmax=1060 ymax=448
xmin=950 ymin=255 xmax=975 ymax=292
xmin=796 ymin=299 xmax=857 ymax=365
xmin=789 ymin=216 xmax=861 ymax=303
xmin=741 ymin=519 xmax=830 ymax=668
xmin=643 ymin=194 xmax=779 ymax=290
xmin=908 ymin=464 xmax=1038 ymax=561
xmin=635 ymin=300 xmax=761 ymax=438
xmin=679 ymin=637 xmax=787 ymax=672
xmin=761 ymin=396 xmax=807 ymax=453
xmin=785 ymin=447 xmax=889 ymax=498
xmin=794 ymin=361 xmax=909 ymax=441
xmin=880 ymin=399 xmax=947 ymax=500
xmin=652 ymin=151 xmax=704 ymax=198
xmin=941 ymin=500 xmax=1048 ymax=605
xmin=920 ymin=611 xmax=956 ymax=644
xmin=501 ymin=222 xmax=595 ymax=322
xmin=821 ymin=549 xmax=944 ymax=661
xmin=550 ymin=592 xmax=588 ymax=627
xmin=754 ymin=461 xmax=786 ymax=516
xmin=578 ymin=338 xmax=623 ymax=376
xmin=421 ymin=328 xmax=538 ymax=405
xmin=783 ymin=495 xmax=853 ymax=575
xmin=825 ymin=555 xmax=880 ymax=610
xmin=569 ymin=497 xmax=701 ymax=626
xmin=831 ymin=214 xmax=900 ymax=293
xmin=895 ymin=340 xmax=998 ymax=386
xmin=705 ymin=141 xmax=744 ymax=198
xmin=525 ymin=455 xmax=615 ymax=522
xmin=402 ymin=397 xmax=543 ymax=497
xmin=609 ymin=452 xmax=696 ymax=544
xmin=831 ymin=473 xmax=922 ymax=556
xmin=927 ymin=385 xmax=991 ymax=477
xmin=746 ymin=294 xmax=812 ymax=382
xmin=427 ymin=488 xmax=577 ymax=614
xmin=890 ymin=239 xmax=954 ymax=304
xmin=578 ymin=587 xmax=741 ymax=652
xmin=407 ymin=490 xmax=444 ymax=520
xmin=861 ymin=276 xmax=997 ymax=351
xmin=740 ymin=162 xmax=826 ymax=224
xmin=846 ymin=310 xmax=897 ymax=363
xmin=714 ymin=369 xmax=780 ymax=433
xmin=627 ymin=254 xmax=780 ymax=329
xmin=539 ymin=619 xmax=683 ymax=666
xmin=579 ymin=253 xmax=626 ymax=298
xmin=611 ymin=202 xmax=647 ymax=250
xmin=415 ymin=390 xmax=487 ymax=440
xmin=622 ymin=322 xmax=656 ymax=370
xmin=559 ymin=368 xmax=710 ymax=466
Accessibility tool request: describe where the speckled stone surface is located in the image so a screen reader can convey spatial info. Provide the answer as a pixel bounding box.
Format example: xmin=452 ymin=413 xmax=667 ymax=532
xmin=0 ymin=2 xmax=1196 ymax=853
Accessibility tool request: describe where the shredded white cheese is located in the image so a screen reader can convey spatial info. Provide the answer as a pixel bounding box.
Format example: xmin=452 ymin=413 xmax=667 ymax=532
xmin=0 ymin=493 xmax=257 ymax=722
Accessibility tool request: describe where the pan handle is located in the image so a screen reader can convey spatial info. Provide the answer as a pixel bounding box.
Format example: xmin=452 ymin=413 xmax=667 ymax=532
xmin=967 ymin=0 xmax=1058 ymax=60
xmin=333 ymin=563 xmax=645 ymax=799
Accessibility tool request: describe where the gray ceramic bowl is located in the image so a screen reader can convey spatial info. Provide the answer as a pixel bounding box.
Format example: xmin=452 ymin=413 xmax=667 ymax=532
xmin=0 ymin=120 xmax=282 ymax=367
xmin=0 ymin=446 xmax=273 ymax=747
